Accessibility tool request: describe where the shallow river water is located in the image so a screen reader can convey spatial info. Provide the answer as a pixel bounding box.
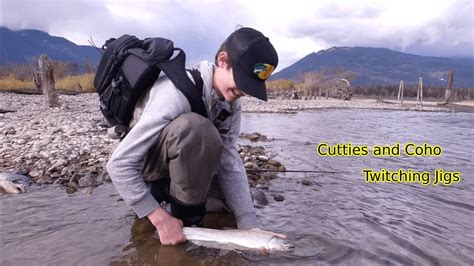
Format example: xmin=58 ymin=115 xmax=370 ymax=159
xmin=1 ymin=109 xmax=473 ymax=265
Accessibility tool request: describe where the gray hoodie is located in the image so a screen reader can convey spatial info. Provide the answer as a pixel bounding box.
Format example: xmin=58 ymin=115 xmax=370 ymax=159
xmin=106 ymin=61 xmax=258 ymax=229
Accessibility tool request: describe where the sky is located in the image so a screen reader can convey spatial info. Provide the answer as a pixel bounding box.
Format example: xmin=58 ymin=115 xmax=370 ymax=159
xmin=1 ymin=0 xmax=473 ymax=70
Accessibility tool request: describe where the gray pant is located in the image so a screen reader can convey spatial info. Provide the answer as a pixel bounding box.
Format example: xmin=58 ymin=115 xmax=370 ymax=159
xmin=142 ymin=113 xmax=224 ymax=206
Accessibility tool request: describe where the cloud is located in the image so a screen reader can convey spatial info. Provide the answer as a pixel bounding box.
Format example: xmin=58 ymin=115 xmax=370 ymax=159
xmin=1 ymin=0 xmax=254 ymax=65
xmin=1 ymin=0 xmax=473 ymax=69
xmin=285 ymin=0 xmax=473 ymax=58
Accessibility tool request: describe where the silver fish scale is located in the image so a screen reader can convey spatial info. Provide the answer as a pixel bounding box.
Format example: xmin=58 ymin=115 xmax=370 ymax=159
xmin=182 ymin=227 xmax=293 ymax=252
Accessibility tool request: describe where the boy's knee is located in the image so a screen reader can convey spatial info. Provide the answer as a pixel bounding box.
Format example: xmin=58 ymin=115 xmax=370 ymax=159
xmin=172 ymin=113 xmax=223 ymax=155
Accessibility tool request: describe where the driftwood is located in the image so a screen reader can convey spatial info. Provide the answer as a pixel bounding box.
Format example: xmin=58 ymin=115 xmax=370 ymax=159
xmin=416 ymin=78 xmax=423 ymax=104
xmin=398 ymin=80 xmax=404 ymax=103
xmin=38 ymin=54 xmax=60 ymax=107
xmin=438 ymin=70 xmax=454 ymax=106
xmin=33 ymin=71 xmax=42 ymax=90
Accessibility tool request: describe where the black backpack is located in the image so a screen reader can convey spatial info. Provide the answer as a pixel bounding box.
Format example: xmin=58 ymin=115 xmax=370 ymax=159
xmin=94 ymin=35 xmax=207 ymax=128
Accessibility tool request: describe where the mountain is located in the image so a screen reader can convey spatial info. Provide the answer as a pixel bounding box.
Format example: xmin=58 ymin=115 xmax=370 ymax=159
xmin=272 ymin=47 xmax=474 ymax=88
xmin=0 ymin=27 xmax=100 ymax=67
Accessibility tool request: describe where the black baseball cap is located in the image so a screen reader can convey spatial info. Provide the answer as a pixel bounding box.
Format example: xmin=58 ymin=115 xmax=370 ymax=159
xmin=224 ymin=27 xmax=278 ymax=101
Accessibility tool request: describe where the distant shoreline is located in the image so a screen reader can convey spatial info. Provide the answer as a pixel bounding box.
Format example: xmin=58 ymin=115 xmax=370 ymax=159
xmin=241 ymin=97 xmax=474 ymax=113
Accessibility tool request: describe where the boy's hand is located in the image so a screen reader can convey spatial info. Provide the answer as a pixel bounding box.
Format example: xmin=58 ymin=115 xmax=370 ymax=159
xmin=148 ymin=207 xmax=186 ymax=245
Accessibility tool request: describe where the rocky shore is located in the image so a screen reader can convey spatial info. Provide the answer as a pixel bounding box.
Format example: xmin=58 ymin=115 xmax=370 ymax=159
xmin=2 ymin=92 xmax=460 ymax=193
xmin=0 ymin=92 xmax=285 ymax=193
xmin=1 ymin=93 xmax=113 ymax=193
xmin=241 ymin=97 xmax=455 ymax=113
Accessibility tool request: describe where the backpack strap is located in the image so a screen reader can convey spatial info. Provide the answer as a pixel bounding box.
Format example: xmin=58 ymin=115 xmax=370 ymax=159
xmin=188 ymin=69 xmax=204 ymax=97
xmin=157 ymin=48 xmax=207 ymax=118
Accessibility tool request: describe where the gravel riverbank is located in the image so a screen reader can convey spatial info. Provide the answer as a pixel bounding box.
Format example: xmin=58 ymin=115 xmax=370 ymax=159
xmin=0 ymin=93 xmax=285 ymax=193
xmin=241 ymin=97 xmax=455 ymax=113
xmin=1 ymin=92 xmax=463 ymax=193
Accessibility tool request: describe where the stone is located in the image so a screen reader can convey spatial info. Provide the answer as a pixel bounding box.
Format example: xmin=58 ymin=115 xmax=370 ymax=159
xmin=244 ymin=162 xmax=259 ymax=170
xmin=37 ymin=177 xmax=53 ymax=185
xmin=69 ymin=173 xmax=82 ymax=183
xmin=78 ymin=173 xmax=102 ymax=187
xmin=28 ymin=169 xmax=44 ymax=179
xmin=16 ymin=139 xmax=27 ymax=145
xmin=66 ymin=185 xmax=77 ymax=194
xmin=251 ymin=189 xmax=268 ymax=206
xmin=267 ymin=160 xmax=282 ymax=167
xmin=249 ymin=134 xmax=260 ymax=142
xmin=273 ymin=194 xmax=285 ymax=202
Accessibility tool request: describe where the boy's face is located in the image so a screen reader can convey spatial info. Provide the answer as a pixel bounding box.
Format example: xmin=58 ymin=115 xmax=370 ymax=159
xmin=214 ymin=52 xmax=246 ymax=102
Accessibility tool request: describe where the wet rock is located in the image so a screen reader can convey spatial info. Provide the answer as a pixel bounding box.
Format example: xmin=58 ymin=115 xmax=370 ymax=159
xmin=50 ymin=172 xmax=60 ymax=179
xmin=70 ymin=173 xmax=82 ymax=184
xmin=61 ymin=167 xmax=73 ymax=177
xmin=251 ymin=189 xmax=268 ymax=206
xmin=266 ymin=160 xmax=282 ymax=167
xmin=244 ymin=162 xmax=259 ymax=170
xmin=66 ymin=182 xmax=78 ymax=194
xmin=239 ymin=132 xmax=269 ymax=142
xmin=28 ymin=169 xmax=44 ymax=179
xmin=37 ymin=177 xmax=53 ymax=185
xmin=238 ymin=144 xmax=286 ymax=187
xmin=98 ymin=170 xmax=111 ymax=182
xmin=273 ymin=194 xmax=285 ymax=202
xmin=54 ymin=177 xmax=69 ymax=185
xmin=256 ymin=184 xmax=269 ymax=190
xmin=78 ymin=172 xmax=102 ymax=187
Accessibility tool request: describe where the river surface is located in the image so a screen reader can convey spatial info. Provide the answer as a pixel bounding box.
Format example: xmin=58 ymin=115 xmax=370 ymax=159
xmin=1 ymin=109 xmax=473 ymax=265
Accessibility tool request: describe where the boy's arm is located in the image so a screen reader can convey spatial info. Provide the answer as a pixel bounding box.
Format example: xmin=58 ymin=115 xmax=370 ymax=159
xmin=216 ymin=102 xmax=259 ymax=229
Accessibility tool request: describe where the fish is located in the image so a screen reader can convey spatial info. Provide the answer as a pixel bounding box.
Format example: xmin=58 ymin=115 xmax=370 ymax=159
xmin=181 ymin=227 xmax=294 ymax=252
xmin=0 ymin=172 xmax=30 ymax=194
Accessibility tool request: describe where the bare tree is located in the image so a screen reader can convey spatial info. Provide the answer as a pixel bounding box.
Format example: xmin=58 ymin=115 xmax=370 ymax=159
xmin=298 ymin=68 xmax=356 ymax=100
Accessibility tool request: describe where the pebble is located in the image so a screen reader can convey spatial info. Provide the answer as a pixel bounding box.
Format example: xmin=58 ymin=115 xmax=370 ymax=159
xmin=241 ymin=97 xmax=450 ymax=113
xmin=251 ymin=189 xmax=268 ymax=206
xmin=1 ymin=93 xmax=287 ymax=194
xmin=1 ymin=93 xmax=111 ymax=191
xmin=273 ymin=194 xmax=285 ymax=202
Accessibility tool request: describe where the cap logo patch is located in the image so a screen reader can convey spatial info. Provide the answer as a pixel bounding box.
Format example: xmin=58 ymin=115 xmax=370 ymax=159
xmin=253 ymin=63 xmax=275 ymax=80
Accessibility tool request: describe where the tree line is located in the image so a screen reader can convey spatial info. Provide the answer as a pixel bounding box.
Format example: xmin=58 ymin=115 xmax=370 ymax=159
xmin=0 ymin=59 xmax=96 ymax=92
xmin=1 ymin=62 xmax=471 ymax=101
xmin=0 ymin=60 xmax=95 ymax=81
xmin=266 ymin=68 xmax=471 ymax=101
